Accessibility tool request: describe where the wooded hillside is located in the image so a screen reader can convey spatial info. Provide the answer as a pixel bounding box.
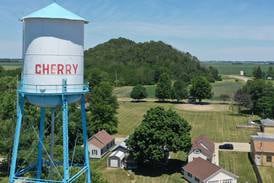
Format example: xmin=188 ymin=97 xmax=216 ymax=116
xmin=84 ymin=38 xmax=217 ymax=86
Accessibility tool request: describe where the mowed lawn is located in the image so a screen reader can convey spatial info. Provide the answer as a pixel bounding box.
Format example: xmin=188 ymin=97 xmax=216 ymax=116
xmin=259 ymin=167 xmax=274 ymax=183
xmin=219 ymin=152 xmax=257 ymax=183
xmin=98 ymin=152 xmax=187 ymax=183
xmin=117 ymin=101 xmax=257 ymax=142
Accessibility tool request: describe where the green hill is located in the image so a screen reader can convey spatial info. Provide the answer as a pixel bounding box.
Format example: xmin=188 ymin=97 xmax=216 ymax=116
xmin=84 ymin=38 xmax=216 ymax=86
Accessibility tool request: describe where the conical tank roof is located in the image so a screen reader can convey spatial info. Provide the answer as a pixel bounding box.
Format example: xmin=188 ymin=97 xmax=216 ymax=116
xmin=21 ymin=3 xmax=88 ymax=23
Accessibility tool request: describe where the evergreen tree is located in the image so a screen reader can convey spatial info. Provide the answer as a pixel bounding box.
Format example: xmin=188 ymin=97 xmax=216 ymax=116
xmin=253 ymin=66 xmax=264 ymax=79
xmin=155 ymin=73 xmax=172 ymax=101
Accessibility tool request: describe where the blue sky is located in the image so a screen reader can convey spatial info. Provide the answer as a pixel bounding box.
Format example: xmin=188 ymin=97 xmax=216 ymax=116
xmin=1 ymin=0 xmax=274 ymax=61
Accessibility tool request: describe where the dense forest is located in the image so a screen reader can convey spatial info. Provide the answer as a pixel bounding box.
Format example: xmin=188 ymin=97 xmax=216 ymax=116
xmin=84 ymin=38 xmax=220 ymax=86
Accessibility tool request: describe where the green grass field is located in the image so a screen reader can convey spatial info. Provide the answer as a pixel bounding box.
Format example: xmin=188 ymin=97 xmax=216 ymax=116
xmin=219 ymin=152 xmax=257 ymax=183
xmin=114 ymin=77 xmax=244 ymax=101
xmin=117 ymin=101 xmax=257 ymax=142
xmin=211 ymin=78 xmax=244 ymax=100
xmin=202 ymin=62 xmax=270 ymax=76
xmin=259 ymin=167 xmax=274 ymax=183
xmin=113 ymin=85 xmax=156 ymax=99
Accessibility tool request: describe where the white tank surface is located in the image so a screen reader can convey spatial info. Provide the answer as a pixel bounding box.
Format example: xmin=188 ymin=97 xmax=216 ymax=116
xmin=20 ymin=3 xmax=89 ymax=107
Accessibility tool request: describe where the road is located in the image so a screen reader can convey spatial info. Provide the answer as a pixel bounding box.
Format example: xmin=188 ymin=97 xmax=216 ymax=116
xmin=214 ymin=142 xmax=250 ymax=166
xmin=226 ymin=75 xmax=251 ymax=82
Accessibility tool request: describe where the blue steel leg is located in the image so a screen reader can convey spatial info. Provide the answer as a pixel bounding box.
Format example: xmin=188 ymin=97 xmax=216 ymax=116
xmin=36 ymin=107 xmax=46 ymax=179
xmin=81 ymin=95 xmax=92 ymax=183
xmin=9 ymin=93 xmax=24 ymax=183
xmin=62 ymin=96 xmax=70 ymax=182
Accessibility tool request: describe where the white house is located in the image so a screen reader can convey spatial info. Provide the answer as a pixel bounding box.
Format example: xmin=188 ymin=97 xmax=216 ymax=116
xmin=88 ymin=130 xmax=115 ymax=158
xmin=183 ymin=157 xmax=238 ymax=183
xmin=188 ymin=136 xmax=215 ymax=164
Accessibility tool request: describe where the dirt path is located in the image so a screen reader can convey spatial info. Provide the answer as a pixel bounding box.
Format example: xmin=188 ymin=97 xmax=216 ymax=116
xmin=175 ymin=103 xmax=229 ymax=112
xmin=226 ymin=75 xmax=251 ymax=82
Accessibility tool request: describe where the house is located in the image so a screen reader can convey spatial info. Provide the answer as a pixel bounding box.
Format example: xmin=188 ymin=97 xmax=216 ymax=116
xmin=260 ymin=118 xmax=274 ymax=134
xmin=88 ymin=130 xmax=115 ymax=158
xmin=182 ymin=157 xmax=238 ymax=183
xmin=250 ymin=133 xmax=274 ymax=167
xmin=107 ymin=138 xmax=137 ymax=169
xmin=188 ymin=136 xmax=215 ymax=164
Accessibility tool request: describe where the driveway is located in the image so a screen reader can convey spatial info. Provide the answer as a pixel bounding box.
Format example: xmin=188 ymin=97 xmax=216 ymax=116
xmin=215 ymin=142 xmax=250 ymax=152
xmin=214 ymin=142 xmax=250 ymax=166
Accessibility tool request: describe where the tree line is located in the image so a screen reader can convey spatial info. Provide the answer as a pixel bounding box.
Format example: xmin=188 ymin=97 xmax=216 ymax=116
xmin=130 ymin=72 xmax=213 ymax=103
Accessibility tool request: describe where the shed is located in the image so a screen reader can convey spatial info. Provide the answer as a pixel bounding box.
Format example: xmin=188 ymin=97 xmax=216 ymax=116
xmin=108 ymin=150 xmax=126 ymax=168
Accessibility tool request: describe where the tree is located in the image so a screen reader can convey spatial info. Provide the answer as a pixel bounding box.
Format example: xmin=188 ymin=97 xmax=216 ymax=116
xmin=88 ymin=82 xmax=118 ymax=134
xmin=267 ymin=66 xmax=274 ymax=79
xmin=171 ymin=81 xmax=188 ymax=102
xmin=126 ymin=107 xmax=191 ymax=165
xmin=190 ymin=76 xmax=212 ymax=103
xmin=155 ymin=73 xmax=172 ymax=101
xmin=253 ymin=66 xmax=264 ymax=79
xmin=234 ymin=89 xmax=252 ymax=111
xmin=130 ymin=84 xmax=148 ymax=101
xmin=208 ymin=66 xmax=222 ymax=81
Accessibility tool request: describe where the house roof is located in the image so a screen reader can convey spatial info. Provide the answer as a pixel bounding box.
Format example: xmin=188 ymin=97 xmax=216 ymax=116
xmin=260 ymin=118 xmax=274 ymax=127
xmin=21 ymin=3 xmax=88 ymax=23
xmin=109 ymin=150 xmax=125 ymax=160
xmin=190 ymin=136 xmax=214 ymax=158
xmin=183 ymin=157 xmax=221 ymax=181
xmin=251 ymin=137 xmax=274 ymax=153
xmin=89 ymin=130 xmax=114 ymax=149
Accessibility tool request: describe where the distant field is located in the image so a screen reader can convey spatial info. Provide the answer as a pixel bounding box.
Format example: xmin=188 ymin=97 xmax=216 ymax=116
xmin=114 ymin=77 xmax=243 ymax=101
xmin=219 ymin=152 xmax=257 ymax=183
xmin=211 ymin=78 xmax=244 ymax=100
xmin=202 ymin=62 xmax=270 ymax=75
xmin=0 ymin=62 xmax=21 ymax=70
xmin=117 ymin=101 xmax=258 ymax=142
xmin=259 ymin=167 xmax=274 ymax=183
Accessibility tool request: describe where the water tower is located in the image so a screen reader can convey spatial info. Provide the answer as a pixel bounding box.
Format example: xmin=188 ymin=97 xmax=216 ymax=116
xmin=9 ymin=3 xmax=91 ymax=183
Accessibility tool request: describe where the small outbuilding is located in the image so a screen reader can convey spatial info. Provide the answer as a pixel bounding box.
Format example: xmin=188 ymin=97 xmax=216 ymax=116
xmin=108 ymin=150 xmax=126 ymax=168
xmin=260 ymin=118 xmax=274 ymax=134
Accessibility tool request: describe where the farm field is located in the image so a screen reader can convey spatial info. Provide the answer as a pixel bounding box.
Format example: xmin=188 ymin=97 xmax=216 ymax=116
xmin=259 ymin=167 xmax=274 ymax=183
xmin=219 ymin=152 xmax=257 ymax=183
xmin=113 ymin=85 xmax=155 ymax=99
xmin=202 ymin=62 xmax=270 ymax=75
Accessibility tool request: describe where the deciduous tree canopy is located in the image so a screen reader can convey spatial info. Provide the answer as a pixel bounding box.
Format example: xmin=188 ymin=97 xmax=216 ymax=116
xmin=126 ymin=107 xmax=191 ymax=165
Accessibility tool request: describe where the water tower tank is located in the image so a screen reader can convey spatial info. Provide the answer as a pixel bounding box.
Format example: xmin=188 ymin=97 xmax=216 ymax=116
xmin=20 ymin=3 xmax=88 ymax=107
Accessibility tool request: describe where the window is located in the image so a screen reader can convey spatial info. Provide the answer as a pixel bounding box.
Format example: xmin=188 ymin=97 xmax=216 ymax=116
xmin=266 ymin=155 xmax=272 ymax=162
xmin=92 ymin=150 xmax=97 ymax=155
xmin=194 ymin=177 xmax=200 ymax=182
xmin=222 ymin=179 xmax=232 ymax=183
xmin=187 ymin=172 xmax=192 ymax=178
